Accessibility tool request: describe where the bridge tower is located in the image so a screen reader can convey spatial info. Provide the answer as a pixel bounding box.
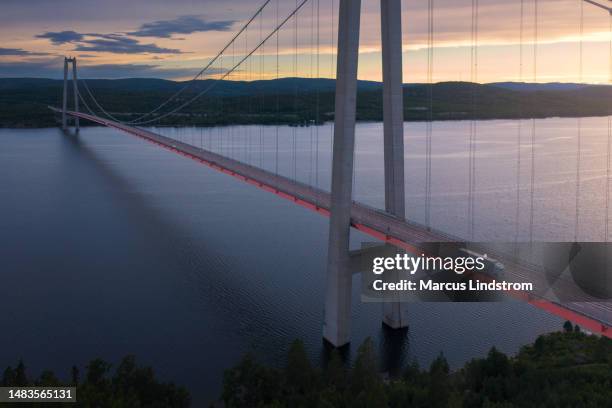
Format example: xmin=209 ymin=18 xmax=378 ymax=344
xmin=324 ymin=0 xmax=406 ymax=347
xmin=62 ymin=57 xmax=79 ymax=132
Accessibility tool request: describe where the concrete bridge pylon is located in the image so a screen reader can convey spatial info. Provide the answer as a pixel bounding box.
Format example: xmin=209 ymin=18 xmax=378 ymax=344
xmin=324 ymin=0 xmax=407 ymax=347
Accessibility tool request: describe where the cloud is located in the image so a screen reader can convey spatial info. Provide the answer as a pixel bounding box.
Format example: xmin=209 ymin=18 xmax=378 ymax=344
xmin=36 ymin=30 xmax=83 ymax=45
xmin=128 ymin=15 xmax=234 ymax=38
xmin=36 ymin=30 xmax=182 ymax=54
xmin=0 ymin=58 xmax=202 ymax=79
xmin=79 ymin=63 xmax=197 ymax=78
xmin=0 ymin=47 xmax=49 ymax=56
xmin=75 ymin=34 xmax=182 ymax=54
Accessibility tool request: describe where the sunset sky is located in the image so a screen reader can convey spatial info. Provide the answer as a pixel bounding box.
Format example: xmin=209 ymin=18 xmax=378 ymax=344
xmin=1 ymin=0 xmax=610 ymax=83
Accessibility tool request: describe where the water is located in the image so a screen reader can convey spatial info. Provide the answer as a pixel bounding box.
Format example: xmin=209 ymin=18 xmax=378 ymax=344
xmin=2 ymin=117 xmax=607 ymax=404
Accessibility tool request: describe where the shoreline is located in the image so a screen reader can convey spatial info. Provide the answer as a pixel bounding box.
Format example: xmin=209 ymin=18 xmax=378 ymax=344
xmin=3 ymin=113 xmax=611 ymax=130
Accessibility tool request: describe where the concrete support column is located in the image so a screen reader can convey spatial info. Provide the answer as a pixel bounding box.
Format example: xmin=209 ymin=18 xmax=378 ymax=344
xmin=381 ymin=0 xmax=405 ymax=217
xmin=381 ymin=0 xmax=408 ymax=329
xmin=72 ymin=58 xmax=79 ymax=132
xmin=62 ymin=58 xmax=68 ymax=130
xmin=323 ymin=0 xmax=362 ymax=348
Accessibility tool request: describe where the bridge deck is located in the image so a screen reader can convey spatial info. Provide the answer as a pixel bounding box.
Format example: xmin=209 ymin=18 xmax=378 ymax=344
xmin=59 ymin=109 xmax=611 ymax=337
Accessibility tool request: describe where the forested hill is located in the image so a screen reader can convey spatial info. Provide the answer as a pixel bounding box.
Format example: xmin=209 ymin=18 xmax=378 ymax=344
xmin=0 ymin=77 xmax=610 ymax=127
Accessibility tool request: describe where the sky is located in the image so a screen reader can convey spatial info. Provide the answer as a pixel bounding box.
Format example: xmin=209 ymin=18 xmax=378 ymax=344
xmin=0 ymin=0 xmax=610 ymax=83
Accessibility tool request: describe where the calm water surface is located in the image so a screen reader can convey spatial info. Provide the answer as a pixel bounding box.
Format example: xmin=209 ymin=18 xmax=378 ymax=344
xmin=3 ymin=117 xmax=606 ymax=403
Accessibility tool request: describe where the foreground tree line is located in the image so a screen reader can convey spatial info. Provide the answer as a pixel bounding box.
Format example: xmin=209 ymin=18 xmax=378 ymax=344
xmin=1 ymin=355 xmax=190 ymax=407
xmin=2 ymin=322 xmax=610 ymax=407
xmin=222 ymin=323 xmax=612 ymax=408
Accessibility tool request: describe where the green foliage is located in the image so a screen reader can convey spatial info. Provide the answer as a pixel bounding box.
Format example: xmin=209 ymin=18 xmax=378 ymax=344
xmin=2 ymin=323 xmax=609 ymax=407
xmin=286 ymin=340 xmax=317 ymax=394
xmin=222 ymin=353 xmax=283 ymax=407
xmin=324 ymin=350 xmax=346 ymax=390
xmin=428 ymin=353 xmax=450 ymax=408
xmin=1 ymin=355 xmax=190 ymax=407
xmin=351 ymin=338 xmax=379 ymax=393
xmin=221 ymin=324 xmax=612 ymax=408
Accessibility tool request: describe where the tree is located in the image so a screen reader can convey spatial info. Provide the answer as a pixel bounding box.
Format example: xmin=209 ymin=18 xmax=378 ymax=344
xmin=2 ymin=366 xmax=15 ymax=387
xmin=71 ymin=365 xmax=79 ymax=385
xmin=403 ymin=360 xmax=421 ymax=382
xmin=14 ymin=360 xmax=27 ymax=386
xmin=286 ymin=339 xmax=316 ymax=393
xmin=428 ymin=353 xmax=450 ymax=408
xmin=113 ymin=355 xmax=137 ymax=393
xmin=351 ymin=338 xmax=381 ymax=394
xmin=1 ymin=357 xmax=190 ymax=407
xmin=563 ymin=320 xmax=573 ymax=333
xmin=325 ymin=349 xmax=346 ymax=390
xmin=218 ymin=329 xmax=612 ymax=407
xmin=222 ymin=353 xmax=280 ymax=407
xmin=37 ymin=370 xmax=61 ymax=386
xmin=86 ymin=358 xmax=111 ymax=386
xmin=483 ymin=347 xmax=510 ymax=378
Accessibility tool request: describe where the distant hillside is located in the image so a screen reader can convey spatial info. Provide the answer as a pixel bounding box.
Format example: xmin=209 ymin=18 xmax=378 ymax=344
xmin=489 ymin=82 xmax=593 ymax=91
xmin=0 ymin=77 xmax=381 ymax=95
xmin=0 ymin=77 xmax=610 ymax=127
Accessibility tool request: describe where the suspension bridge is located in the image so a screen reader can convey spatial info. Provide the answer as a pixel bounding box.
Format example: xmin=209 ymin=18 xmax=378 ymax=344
xmin=50 ymin=0 xmax=611 ymax=346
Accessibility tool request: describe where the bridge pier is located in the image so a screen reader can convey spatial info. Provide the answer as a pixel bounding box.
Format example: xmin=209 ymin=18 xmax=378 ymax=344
xmin=324 ymin=0 xmax=408 ymax=347
xmin=323 ymin=0 xmax=362 ymax=348
xmin=381 ymin=0 xmax=408 ymax=329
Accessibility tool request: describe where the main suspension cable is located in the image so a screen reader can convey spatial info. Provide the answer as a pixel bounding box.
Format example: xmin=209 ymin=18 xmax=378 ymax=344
xmin=574 ymin=0 xmax=584 ymax=242
xmin=293 ymin=0 xmax=299 ymax=181
xmin=515 ymin=0 xmax=525 ymax=245
xmin=315 ymin=0 xmax=320 ymax=204
xmin=129 ymin=0 xmax=311 ymax=126
xmin=529 ymin=0 xmax=538 ymax=243
xmin=425 ymin=0 xmax=434 ymax=230
xmin=121 ymin=1 xmax=275 ymax=125
xmin=468 ymin=0 xmax=479 ymax=240
xmin=275 ymin=0 xmax=280 ymax=176
xmin=79 ymin=79 xmax=123 ymax=123
xmin=605 ymin=13 xmax=611 ymax=242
